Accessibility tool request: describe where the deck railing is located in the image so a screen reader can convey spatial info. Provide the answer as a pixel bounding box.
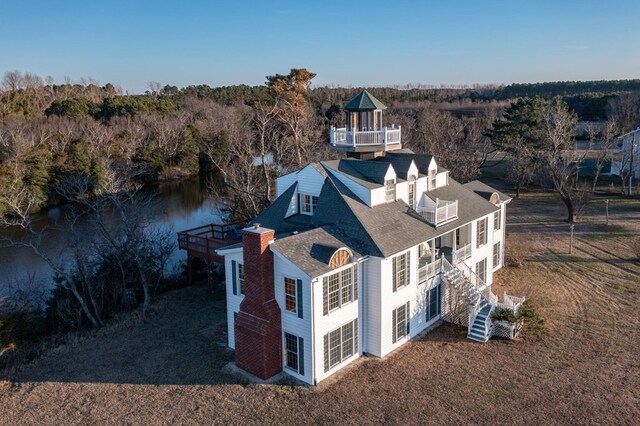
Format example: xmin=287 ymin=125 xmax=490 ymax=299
xmin=453 ymin=243 xmax=471 ymax=263
xmin=330 ymin=126 xmax=402 ymax=147
xmin=177 ymin=221 xmax=247 ymax=258
xmin=415 ymin=200 xmax=458 ymax=226
xmin=418 ymin=259 xmax=441 ymax=284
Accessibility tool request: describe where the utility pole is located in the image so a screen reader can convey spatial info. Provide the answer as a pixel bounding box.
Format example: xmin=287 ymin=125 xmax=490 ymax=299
xmin=569 ymin=224 xmax=575 ymax=255
xmin=629 ymin=129 xmax=636 ymax=196
xmin=605 ymin=199 xmax=609 ymax=226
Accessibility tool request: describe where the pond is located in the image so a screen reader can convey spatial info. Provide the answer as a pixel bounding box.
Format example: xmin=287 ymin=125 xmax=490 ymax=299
xmin=0 ymin=175 xmax=222 ymax=298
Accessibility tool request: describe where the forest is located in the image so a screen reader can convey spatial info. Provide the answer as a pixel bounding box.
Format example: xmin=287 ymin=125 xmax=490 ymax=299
xmin=1 ymin=69 xmax=639 ymax=361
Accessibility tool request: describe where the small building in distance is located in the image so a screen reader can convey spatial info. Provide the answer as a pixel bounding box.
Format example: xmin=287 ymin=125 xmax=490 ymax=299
xmin=611 ymin=127 xmax=640 ymax=178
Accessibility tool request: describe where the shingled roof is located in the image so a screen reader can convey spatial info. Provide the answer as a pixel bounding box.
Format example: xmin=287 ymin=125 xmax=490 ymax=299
xmin=344 ymin=90 xmax=387 ymax=111
xmin=232 ymin=153 xmax=507 ymax=277
xmin=463 ymin=180 xmax=511 ymax=204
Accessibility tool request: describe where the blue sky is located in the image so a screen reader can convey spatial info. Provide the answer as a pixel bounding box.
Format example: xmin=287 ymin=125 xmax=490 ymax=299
xmin=1 ymin=0 xmax=638 ymax=93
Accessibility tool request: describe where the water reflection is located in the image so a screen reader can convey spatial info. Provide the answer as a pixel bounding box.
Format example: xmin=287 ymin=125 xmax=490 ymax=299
xmin=0 ymin=175 xmax=222 ymax=297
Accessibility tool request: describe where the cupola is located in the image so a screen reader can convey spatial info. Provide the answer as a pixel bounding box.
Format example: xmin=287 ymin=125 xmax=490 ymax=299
xmin=329 ymin=90 xmax=402 ymax=159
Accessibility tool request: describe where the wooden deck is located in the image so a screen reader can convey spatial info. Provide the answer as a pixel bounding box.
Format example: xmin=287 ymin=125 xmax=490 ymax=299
xmin=177 ymin=221 xmax=247 ymax=286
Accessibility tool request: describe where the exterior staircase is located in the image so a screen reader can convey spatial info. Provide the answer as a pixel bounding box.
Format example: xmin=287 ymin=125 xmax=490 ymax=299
xmin=467 ymin=299 xmax=492 ymax=342
xmin=441 ymin=257 xmax=493 ymax=343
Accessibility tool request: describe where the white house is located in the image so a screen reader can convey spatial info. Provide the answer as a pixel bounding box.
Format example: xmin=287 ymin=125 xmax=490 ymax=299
xmin=217 ymin=90 xmax=520 ymax=385
xmin=611 ymin=127 xmax=640 ymax=178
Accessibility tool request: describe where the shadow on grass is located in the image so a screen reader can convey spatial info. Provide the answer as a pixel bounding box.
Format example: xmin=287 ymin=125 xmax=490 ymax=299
xmin=5 ymin=283 xmax=252 ymax=387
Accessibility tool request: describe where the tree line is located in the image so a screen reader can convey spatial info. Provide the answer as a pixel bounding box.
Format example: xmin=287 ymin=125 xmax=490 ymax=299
xmin=1 ymin=68 xmax=639 ymax=355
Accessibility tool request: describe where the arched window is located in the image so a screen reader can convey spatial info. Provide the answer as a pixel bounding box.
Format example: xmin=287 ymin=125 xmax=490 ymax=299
xmin=489 ymin=193 xmax=500 ymax=204
xmin=329 ymin=248 xmax=353 ymax=269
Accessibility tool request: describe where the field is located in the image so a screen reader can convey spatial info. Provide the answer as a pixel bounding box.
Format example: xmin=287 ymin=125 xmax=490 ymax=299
xmin=1 ymin=191 xmax=639 ymax=425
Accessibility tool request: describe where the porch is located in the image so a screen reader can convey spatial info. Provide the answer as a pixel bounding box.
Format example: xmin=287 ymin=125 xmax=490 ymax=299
xmin=329 ymin=126 xmax=402 ymax=150
xmin=177 ymin=221 xmax=247 ymax=287
xmin=417 ymin=223 xmax=472 ymax=285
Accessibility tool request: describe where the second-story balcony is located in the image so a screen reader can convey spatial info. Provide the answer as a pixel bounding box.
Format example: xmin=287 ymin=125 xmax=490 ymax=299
xmin=330 ymin=126 xmax=402 ymax=151
xmin=414 ymin=199 xmax=458 ymax=227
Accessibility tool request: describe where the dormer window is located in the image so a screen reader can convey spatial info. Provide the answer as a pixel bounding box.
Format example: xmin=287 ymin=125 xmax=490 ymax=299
xmin=385 ymin=180 xmax=395 ymax=202
xmin=428 ymin=170 xmax=437 ymax=190
xmin=300 ymin=194 xmax=319 ymax=215
xmin=407 ymin=174 xmax=417 ymax=207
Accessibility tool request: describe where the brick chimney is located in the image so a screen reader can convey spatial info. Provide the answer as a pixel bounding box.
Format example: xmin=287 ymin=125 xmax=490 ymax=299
xmin=234 ymin=224 xmax=282 ymax=380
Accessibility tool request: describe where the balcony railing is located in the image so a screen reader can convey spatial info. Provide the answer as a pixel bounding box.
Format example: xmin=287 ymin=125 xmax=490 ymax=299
xmin=453 ymin=243 xmax=471 ymax=263
xmin=418 ymin=259 xmax=441 ymax=284
xmin=415 ymin=200 xmax=458 ymax=226
xmin=330 ymin=126 xmax=401 ymax=147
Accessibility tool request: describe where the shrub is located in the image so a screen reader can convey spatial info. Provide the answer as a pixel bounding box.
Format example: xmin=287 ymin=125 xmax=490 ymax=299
xmin=519 ymin=300 xmax=545 ymax=336
xmin=491 ymin=308 xmax=517 ymax=323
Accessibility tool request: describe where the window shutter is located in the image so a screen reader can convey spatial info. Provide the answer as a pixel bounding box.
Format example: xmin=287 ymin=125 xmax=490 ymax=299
xmin=323 ymin=334 xmax=329 ymax=372
xmin=298 ymin=336 xmax=305 ymax=376
xmin=392 ymin=308 xmax=397 ymax=344
xmin=353 ymin=264 xmax=358 ymax=301
xmin=392 ymin=258 xmax=397 ymax=292
xmin=231 ymin=260 xmax=237 ymax=295
xmin=405 ymin=252 xmax=411 ymax=287
xmin=354 ymin=319 xmax=359 ymax=355
xmin=297 ymin=279 xmax=303 ymax=319
xmin=406 ymin=301 xmax=411 ymax=336
xmin=323 ymin=277 xmax=328 ymax=316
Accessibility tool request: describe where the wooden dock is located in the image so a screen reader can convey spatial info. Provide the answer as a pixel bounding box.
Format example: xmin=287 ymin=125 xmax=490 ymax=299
xmin=177 ymin=221 xmax=247 ymax=287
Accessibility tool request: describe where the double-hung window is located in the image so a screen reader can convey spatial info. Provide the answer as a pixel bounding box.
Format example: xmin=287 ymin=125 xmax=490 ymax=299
xmin=323 ymin=265 xmax=357 ymax=315
xmin=392 ymin=251 xmax=411 ymax=291
xmin=493 ymin=242 xmax=501 ymax=269
xmin=392 ymin=302 xmax=410 ymax=343
xmin=323 ymin=319 xmax=358 ymax=372
xmin=284 ymin=332 xmax=304 ymax=375
xmin=476 ymin=258 xmax=487 ymax=283
xmin=238 ymin=263 xmax=245 ymax=295
xmin=385 ymin=179 xmax=395 ymax=202
xmin=476 ymin=218 xmax=487 ymax=248
xmin=300 ymin=194 xmax=319 ymax=215
xmin=284 ymin=277 xmax=297 ymax=313
xmin=494 ymin=210 xmax=502 ymax=231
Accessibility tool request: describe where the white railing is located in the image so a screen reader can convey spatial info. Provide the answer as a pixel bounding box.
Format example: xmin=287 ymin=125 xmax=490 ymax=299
xmin=496 ymin=293 xmax=526 ymax=316
xmin=453 ymin=243 xmax=471 ymax=263
xmin=418 ymin=260 xmax=441 ymax=284
xmin=330 ymin=126 xmax=402 ymax=147
xmin=415 ymin=200 xmax=458 ymax=226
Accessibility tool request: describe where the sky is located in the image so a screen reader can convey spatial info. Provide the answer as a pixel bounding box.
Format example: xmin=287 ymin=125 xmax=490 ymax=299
xmin=1 ymin=0 xmax=639 ymax=93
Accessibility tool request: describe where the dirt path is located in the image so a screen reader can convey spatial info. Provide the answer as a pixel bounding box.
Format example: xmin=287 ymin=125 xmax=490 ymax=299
xmin=1 ymin=194 xmax=639 ymax=425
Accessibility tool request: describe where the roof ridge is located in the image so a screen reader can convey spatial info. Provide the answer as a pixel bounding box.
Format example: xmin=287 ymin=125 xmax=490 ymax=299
xmin=319 ymin=169 xmax=385 ymax=257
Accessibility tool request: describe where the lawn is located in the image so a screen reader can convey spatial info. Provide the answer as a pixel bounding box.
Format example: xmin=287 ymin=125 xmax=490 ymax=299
xmin=1 ymin=192 xmax=638 ymax=425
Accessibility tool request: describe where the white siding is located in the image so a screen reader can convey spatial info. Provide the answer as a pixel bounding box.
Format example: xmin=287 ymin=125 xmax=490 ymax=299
xmin=272 ymin=250 xmax=314 ymax=385
xmin=395 ymin=181 xmax=408 ymax=204
xmin=468 ymin=213 xmax=497 ymax=286
xmin=407 ymin=162 xmax=419 ymax=180
xmin=325 ymin=168 xmax=371 ymax=206
xmin=383 ymin=165 xmax=396 ymax=182
xmin=379 ymin=249 xmax=414 ymax=357
xmin=276 ymin=172 xmax=298 ymax=198
xmin=312 ymin=262 xmax=361 ymax=384
xmin=435 ymin=171 xmax=448 ymax=188
xmin=224 ymin=250 xmax=244 ymax=349
xmin=364 ymin=257 xmax=382 ymax=356
xmin=284 ymin=185 xmax=298 ymax=218
xmin=370 ymin=187 xmax=386 ymax=206
xmin=297 ymin=165 xmax=325 ymax=197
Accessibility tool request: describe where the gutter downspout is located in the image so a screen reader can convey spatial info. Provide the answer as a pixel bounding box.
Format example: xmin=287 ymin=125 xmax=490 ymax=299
xmin=311 ymin=277 xmax=317 ymax=386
